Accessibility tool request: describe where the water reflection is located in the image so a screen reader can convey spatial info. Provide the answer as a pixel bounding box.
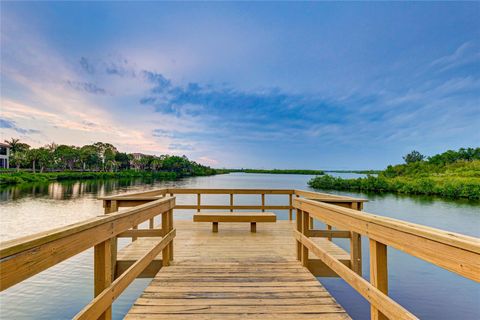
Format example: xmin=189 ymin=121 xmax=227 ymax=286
xmin=0 ymin=178 xmax=155 ymax=202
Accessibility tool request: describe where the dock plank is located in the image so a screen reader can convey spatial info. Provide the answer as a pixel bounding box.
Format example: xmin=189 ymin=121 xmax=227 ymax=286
xmin=123 ymin=220 xmax=350 ymax=319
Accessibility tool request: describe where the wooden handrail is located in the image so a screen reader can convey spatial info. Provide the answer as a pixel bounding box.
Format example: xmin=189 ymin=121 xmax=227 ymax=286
xmin=295 ymin=230 xmax=417 ymax=320
xmin=74 ymin=229 xmax=176 ymax=320
xmin=296 ymin=198 xmax=479 ymax=253
xmin=294 ymin=198 xmax=480 ymax=280
xmin=167 ymin=188 xmax=294 ymax=194
xmin=294 ymin=197 xmax=480 ymax=320
xmin=294 ymin=189 xmax=368 ymax=202
xmin=175 ymin=204 xmax=291 ymax=210
xmin=98 ymin=188 xmax=168 ymax=200
xmin=0 ymin=196 xmax=176 ymax=320
xmin=100 ymin=188 xmax=366 ymax=223
xmin=0 ymin=197 xmax=174 ymax=259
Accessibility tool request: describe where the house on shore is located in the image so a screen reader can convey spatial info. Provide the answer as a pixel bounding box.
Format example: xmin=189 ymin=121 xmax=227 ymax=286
xmin=130 ymin=152 xmax=148 ymax=170
xmin=0 ymin=142 xmax=10 ymax=169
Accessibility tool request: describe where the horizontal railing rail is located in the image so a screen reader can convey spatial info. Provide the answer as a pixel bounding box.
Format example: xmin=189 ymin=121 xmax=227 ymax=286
xmin=168 ymin=188 xmax=296 ymax=218
xmin=294 ymin=197 xmax=480 ymax=320
xmin=74 ymin=228 xmax=176 ymax=320
xmin=100 ymin=188 xmax=367 ymax=221
xmin=100 ymin=187 xmax=366 ymax=277
xmin=0 ymin=196 xmax=176 ymax=320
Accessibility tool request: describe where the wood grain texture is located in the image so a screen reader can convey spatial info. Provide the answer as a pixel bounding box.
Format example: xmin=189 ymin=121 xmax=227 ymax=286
xmin=0 ymin=197 xmax=175 ymax=291
xmin=193 ymin=212 xmax=277 ymax=222
xmin=295 ymin=231 xmax=417 ymax=320
xmin=294 ymin=198 xmax=480 ymax=281
xmin=124 ymin=220 xmax=350 ymax=320
xmin=370 ymin=239 xmax=388 ymax=320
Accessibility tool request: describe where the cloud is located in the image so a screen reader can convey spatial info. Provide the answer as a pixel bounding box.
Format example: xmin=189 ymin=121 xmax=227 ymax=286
xmin=152 ymin=129 xmax=174 ymax=138
xmin=0 ymin=118 xmax=41 ymax=134
xmin=79 ymin=57 xmax=95 ymax=74
xmin=169 ymin=143 xmax=194 ymax=151
xmin=430 ymin=41 xmax=480 ymax=73
xmin=66 ymin=80 xmax=107 ymax=95
xmin=131 ymin=60 xmax=479 ymax=154
xmin=1 ymin=5 xmax=478 ymax=168
xmin=104 ymin=59 xmax=136 ymax=77
xmin=142 ymin=70 xmax=171 ymax=92
xmin=197 ymin=156 xmax=218 ymax=166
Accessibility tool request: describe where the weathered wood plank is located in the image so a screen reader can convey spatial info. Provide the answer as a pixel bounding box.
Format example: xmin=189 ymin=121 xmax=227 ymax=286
xmin=370 ymin=239 xmax=388 ymax=320
xmin=124 ymin=220 xmax=351 ymax=319
xmin=74 ymin=229 xmax=176 ymax=320
xmin=295 ymin=231 xmax=417 ymax=320
xmin=178 ymin=205 xmax=290 ymax=210
xmin=0 ymin=197 xmax=175 ymax=291
xmin=193 ymin=212 xmax=277 ymax=223
xmin=295 ymin=198 xmax=480 ymax=281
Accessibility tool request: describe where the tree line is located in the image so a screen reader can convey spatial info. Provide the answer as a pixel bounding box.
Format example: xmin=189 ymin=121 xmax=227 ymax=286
xmin=384 ymin=148 xmax=480 ymax=178
xmin=308 ymin=147 xmax=480 ymax=200
xmin=3 ymin=138 xmax=217 ymax=176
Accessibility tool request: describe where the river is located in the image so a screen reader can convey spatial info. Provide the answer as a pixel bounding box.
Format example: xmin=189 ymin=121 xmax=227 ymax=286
xmin=0 ymin=173 xmax=479 ymax=319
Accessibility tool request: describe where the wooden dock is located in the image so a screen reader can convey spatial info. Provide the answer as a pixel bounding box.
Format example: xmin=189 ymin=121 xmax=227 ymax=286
xmin=123 ymin=220 xmax=350 ymax=319
xmin=1 ymin=187 xmax=479 ymax=320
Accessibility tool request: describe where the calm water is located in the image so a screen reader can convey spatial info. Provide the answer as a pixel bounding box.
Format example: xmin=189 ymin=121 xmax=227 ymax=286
xmin=0 ymin=173 xmax=479 ymax=319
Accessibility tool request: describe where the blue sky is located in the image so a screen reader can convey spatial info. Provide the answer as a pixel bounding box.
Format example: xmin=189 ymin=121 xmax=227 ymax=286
xmin=1 ymin=2 xmax=479 ymax=169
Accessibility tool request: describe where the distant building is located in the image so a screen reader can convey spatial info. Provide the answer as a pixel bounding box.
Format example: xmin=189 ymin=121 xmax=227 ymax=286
xmin=130 ymin=152 xmax=148 ymax=170
xmin=0 ymin=142 xmax=10 ymax=169
xmin=130 ymin=153 xmax=147 ymax=161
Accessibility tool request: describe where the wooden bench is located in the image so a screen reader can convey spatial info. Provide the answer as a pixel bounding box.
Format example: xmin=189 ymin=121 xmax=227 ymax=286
xmin=193 ymin=212 xmax=277 ymax=233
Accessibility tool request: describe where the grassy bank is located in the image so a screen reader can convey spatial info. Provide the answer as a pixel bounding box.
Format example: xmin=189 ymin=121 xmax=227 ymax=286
xmin=0 ymin=170 xmax=180 ymax=185
xmin=309 ymin=149 xmax=480 ymax=200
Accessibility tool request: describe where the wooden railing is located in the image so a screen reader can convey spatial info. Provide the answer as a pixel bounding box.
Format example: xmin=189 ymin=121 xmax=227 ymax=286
xmin=294 ymin=197 xmax=480 ymax=320
xmin=100 ymin=188 xmax=366 ymax=277
xmin=100 ymin=187 xmax=366 ymax=218
xmin=0 ymin=196 xmax=176 ymax=320
xmin=2 ymin=187 xmax=478 ymax=320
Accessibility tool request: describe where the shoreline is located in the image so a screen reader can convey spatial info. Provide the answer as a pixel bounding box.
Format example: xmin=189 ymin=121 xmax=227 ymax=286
xmin=309 ymin=174 xmax=480 ymax=200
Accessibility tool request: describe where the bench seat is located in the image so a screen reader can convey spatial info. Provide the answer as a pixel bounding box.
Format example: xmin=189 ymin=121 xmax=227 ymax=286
xmin=193 ymin=212 xmax=276 ymax=232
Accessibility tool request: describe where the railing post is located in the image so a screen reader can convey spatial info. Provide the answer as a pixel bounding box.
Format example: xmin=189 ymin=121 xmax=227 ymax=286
xmin=132 ymin=225 xmax=138 ymax=242
xmin=301 ymin=210 xmax=310 ymax=267
xmin=168 ymin=208 xmax=174 ymax=261
xmin=289 ymin=194 xmax=293 ymax=220
xmin=326 ymin=225 xmax=332 ymax=241
xmin=103 ymin=200 xmax=118 ymax=281
xmin=350 ymin=201 xmax=363 ymax=275
xmin=94 ymin=239 xmax=112 ymax=320
xmin=230 ymin=193 xmax=234 ymax=212
xmin=296 ymin=209 xmax=302 ymax=261
xmin=197 ymin=193 xmax=201 ymax=212
xmin=370 ymin=239 xmax=388 ymax=320
xmin=162 ymin=209 xmax=173 ymax=266
xmin=261 ymin=193 xmax=265 ymax=212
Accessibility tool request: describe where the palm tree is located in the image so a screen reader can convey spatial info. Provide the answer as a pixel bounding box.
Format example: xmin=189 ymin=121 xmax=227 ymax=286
xmin=151 ymin=158 xmax=163 ymax=172
xmin=5 ymin=138 xmax=30 ymax=171
xmin=27 ymin=149 xmax=41 ymax=173
xmin=4 ymin=138 xmax=20 ymax=153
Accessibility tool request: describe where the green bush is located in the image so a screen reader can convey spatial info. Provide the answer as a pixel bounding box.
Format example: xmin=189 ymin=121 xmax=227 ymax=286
xmin=308 ymin=175 xmax=480 ymax=200
xmin=308 ymin=148 xmax=480 ymax=200
xmin=0 ymin=170 xmax=179 ymax=186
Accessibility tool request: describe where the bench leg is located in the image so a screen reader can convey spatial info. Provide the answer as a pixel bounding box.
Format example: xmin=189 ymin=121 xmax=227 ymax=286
xmin=250 ymin=222 xmax=256 ymax=233
xmin=212 ymin=222 xmax=219 ymax=233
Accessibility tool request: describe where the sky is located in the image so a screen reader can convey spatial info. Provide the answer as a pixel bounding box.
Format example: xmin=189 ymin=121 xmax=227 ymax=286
xmin=1 ymin=2 xmax=479 ymax=169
